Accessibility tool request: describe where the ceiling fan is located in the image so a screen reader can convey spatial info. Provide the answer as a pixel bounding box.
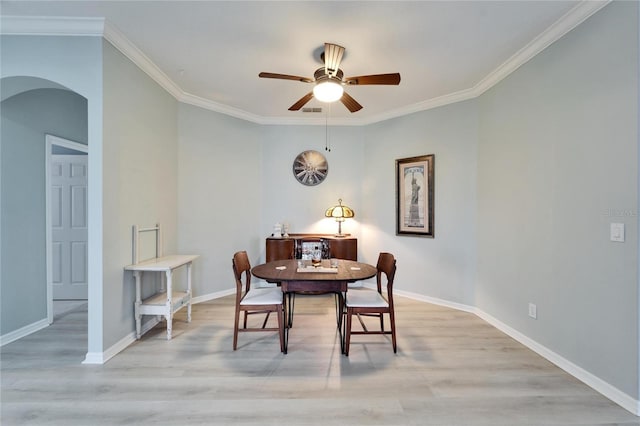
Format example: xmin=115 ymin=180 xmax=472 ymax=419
xmin=259 ymin=43 xmax=401 ymax=113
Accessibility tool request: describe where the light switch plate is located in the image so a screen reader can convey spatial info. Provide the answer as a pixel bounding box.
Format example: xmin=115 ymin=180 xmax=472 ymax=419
xmin=610 ymin=223 xmax=625 ymax=242
xmin=528 ymin=303 xmax=537 ymax=319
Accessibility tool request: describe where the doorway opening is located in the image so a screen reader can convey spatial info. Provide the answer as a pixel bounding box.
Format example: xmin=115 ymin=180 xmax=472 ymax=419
xmin=45 ymin=134 xmax=88 ymax=325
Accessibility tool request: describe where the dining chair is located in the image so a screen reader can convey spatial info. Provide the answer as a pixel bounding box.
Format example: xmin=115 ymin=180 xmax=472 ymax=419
xmin=343 ymin=252 xmax=397 ymax=356
xmin=232 ymin=251 xmax=285 ymax=352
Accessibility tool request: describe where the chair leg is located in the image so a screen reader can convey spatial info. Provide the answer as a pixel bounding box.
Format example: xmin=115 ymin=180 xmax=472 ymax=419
xmin=389 ymin=310 xmax=397 ymax=353
xmin=379 ymin=313 xmax=384 ymax=332
xmin=344 ymin=309 xmax=352 ymax=356
xmin=233 ymin=307 xmax=241 ymax=350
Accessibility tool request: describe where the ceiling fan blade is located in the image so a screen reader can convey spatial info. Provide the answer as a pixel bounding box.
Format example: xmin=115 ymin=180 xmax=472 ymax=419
xmin=324 ymin=43 xmax=345 ymax=77
xmin=259 ymin=72 xmax=314 ymax=83
xmin=288 ymin=92 xmax=314 ymax=111
xmin=344 ymin=73 xmax=401 ymax=85
xmin=340 ymin=92 xmax=363 ymax=113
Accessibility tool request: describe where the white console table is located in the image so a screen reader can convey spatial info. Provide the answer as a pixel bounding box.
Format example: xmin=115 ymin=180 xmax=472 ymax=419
xmin=125 ymin=254 xmax=199 ymax=340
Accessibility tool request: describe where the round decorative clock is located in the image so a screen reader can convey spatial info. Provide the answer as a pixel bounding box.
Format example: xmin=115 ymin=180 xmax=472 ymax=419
xmin=292 ymin=150 xmax=329 ymax=186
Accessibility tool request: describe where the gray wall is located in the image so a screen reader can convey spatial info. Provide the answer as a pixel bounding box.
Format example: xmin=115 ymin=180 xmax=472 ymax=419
xmin=177 ymin=104 xmax=262 ymax=295
xmin=362 ymin=100 xmax=479 ymax=305
xmin=258 ymin=124 xmax=366 ymax=250
xmin=102 ymin=40 xmax=179 ymax=349
xmin=1 ymin=88 xmax=87 ymax=335
xmin=176 ymin=96 xmax=478 ymax=306
xmin=476 ymin=1 xmax=638 ymax=398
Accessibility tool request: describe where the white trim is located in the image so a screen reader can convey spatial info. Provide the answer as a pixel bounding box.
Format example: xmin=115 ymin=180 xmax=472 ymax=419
xmin=45 ymin=134 xmax=88 ymax=152
xmin=191 ymin=288 xmax=235 ymax=304
xmin=472 ymin=0 xmax=611 ymax=96
xmin=0 ymin=15 xmax=105 ymax=36
xmin=0 ymin=318 xmax=49 ymax=346
xmin=45 ymin=135 xmax=88 ymax=324
xmin=82 ymin=317 xmax=161 ymax=364
xmin=102 ymin=20 xmax=183 ymax=100
xmin=82 ymin=292 xmax=233 ymax=364
xmin=391 ymin=287 xmax=476 ymax=314
xmin=81 ymin=351 xmax=104 ymax=364
xmin=474 ymin=308 xmax=639 ymax=416
xmin=391 ymin=289 xmax=638 ymax=416
xmin=0 ymin=1 xmax=612 ymax=125
xmin=179 ymin=92 xmax=266 ymax=125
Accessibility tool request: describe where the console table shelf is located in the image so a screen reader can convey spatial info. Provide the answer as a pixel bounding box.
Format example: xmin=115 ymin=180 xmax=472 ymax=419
xmin=124 ymin=224 xmax=198 ymax=340
xmin=125 ymin=254 xmax=199 ymax=340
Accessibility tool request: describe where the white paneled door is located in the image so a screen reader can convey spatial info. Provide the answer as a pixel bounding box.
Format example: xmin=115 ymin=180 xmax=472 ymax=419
xmin=51 ymin=154 xmax=88 ymax=300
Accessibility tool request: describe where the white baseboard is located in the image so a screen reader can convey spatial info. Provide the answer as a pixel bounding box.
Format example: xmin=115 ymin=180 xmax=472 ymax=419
xmin=474 ymin=308 xmax=640 ymax=416
xmin=83 ymin=291 xmax=235 ymax=364
xmin=394 ymin=289 xmax=638 ymax=416
xmin=191 ymin=288 xmax=234 ymax=304
xmin=83 ymin=317 xmax=161 ymax=364
xmin=0 ymin=318 xmax=49 ymax=346
xmin=393 ymin=287 xmax=476 ymax=314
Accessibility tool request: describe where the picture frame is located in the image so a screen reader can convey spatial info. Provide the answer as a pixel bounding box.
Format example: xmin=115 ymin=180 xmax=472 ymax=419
xmin=396 ymin=154 xmax=434 ymax=237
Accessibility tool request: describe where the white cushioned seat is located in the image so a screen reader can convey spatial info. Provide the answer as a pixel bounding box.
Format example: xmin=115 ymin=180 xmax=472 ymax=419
xmin=346 ymin=289 xmax=388 ymax=308
xmin=241 ymin=287 xmax=283 ymax=305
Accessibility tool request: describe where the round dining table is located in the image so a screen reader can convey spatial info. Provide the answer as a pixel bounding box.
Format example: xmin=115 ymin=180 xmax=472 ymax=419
xmin=251 ymin=258 xmax=377 ymax=353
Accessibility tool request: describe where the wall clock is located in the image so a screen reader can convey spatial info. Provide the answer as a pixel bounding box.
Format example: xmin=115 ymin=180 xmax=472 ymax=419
xmin=292 ymin=150 xmax=328 ymax=186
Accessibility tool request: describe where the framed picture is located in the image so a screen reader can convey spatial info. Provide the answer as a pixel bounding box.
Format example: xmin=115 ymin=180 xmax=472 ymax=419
xmin=396 ymin=154 xmax=434 ymax=237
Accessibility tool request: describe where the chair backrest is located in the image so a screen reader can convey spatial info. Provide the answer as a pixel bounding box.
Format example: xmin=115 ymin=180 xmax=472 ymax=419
xmin=232 ymin=251 xmax=252 ymax=297
xmin=376 ymin=252 xmax=397 ymax=304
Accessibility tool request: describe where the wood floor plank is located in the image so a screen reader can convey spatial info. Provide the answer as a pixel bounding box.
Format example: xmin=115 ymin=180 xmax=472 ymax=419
xmin=1 ymin=295 xmax=637 ymax=425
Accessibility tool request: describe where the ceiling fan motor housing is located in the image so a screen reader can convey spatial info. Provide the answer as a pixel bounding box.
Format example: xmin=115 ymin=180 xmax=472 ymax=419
xmin=314 ymin=68 xmax=344 ymax=84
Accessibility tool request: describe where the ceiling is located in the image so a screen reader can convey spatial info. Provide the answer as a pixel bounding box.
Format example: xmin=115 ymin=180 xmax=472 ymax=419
xmin=1 ymin=1 xmax=609 ymax=125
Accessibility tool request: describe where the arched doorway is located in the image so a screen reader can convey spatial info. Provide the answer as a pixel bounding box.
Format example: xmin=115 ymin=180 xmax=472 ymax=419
xmin=1 ymin=76 xmax=89 ymax=349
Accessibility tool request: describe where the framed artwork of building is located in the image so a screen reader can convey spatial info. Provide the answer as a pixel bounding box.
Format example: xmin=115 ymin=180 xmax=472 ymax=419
xmin=396 ymin=154 xmax=434 ymax=237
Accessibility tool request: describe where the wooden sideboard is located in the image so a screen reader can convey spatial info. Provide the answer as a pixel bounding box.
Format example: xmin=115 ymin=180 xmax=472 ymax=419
xmin=266 ymin=234 xmax=357 ymax=262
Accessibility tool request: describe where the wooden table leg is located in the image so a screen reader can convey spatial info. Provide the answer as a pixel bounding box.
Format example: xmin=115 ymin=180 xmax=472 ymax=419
xmin=336 ymin=288 xmax=346 ymax=354
xmin=134 ymin=271 xmax=142 ymax=339
xmin=165 ymin=270 xmax=173 ymax=340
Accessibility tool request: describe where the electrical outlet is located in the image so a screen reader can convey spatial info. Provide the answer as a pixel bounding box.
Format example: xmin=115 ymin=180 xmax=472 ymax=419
xmin=528 ymin=303 xmax=537 ymax=319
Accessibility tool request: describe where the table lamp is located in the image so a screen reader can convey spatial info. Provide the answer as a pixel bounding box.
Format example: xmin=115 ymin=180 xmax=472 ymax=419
xmin=324 ymin=199 xmax=354 ymax=237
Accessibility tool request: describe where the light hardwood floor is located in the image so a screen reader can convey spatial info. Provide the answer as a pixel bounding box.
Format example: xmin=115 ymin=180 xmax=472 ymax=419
xmin=2 ymin=294 xmax=638 ymax=425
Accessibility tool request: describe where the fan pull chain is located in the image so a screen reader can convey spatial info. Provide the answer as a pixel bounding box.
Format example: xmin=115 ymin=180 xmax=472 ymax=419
xmin=325 ymin=105 xmax=331 ymax=152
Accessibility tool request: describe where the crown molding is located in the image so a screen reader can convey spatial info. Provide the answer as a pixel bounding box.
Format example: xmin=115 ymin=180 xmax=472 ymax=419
xmin=179 ymin=92 xmax=267 ymax=124
xmin=102 ymin=20 xmax=183 ymax=100
xmin=0 ymin=15 xmax=105 ymax=35
xmin=1 ymin=1 xmax=611 ymax=126
xmin=472 ymin=0 xmax=611 ymax=97
xmin=258 ymin=115 xmax=363 ymax=126
xmin=359 ymin=87 xmax=479 ymax=126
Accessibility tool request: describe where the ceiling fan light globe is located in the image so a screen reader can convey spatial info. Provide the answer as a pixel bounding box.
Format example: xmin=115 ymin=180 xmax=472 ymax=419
xmin=313 ymin=81 xmax=344 ymax=103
